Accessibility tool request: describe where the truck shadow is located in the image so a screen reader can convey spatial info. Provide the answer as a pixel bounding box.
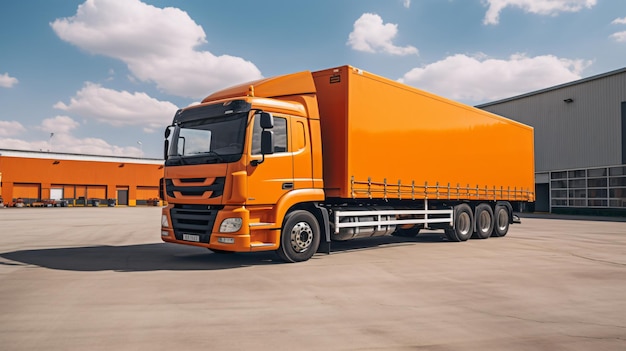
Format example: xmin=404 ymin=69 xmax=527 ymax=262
xmin=0 ymin=233 xmax=447 ymax=272
xmin=0 ymin=243 xmax=279 ymax=272
xmin=325 ymin=231 xmax=447 ymax=254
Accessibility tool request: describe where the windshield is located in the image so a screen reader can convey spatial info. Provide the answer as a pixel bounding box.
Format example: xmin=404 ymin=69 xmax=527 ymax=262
xmin=167 ymin=112 xmax=248 ymax=165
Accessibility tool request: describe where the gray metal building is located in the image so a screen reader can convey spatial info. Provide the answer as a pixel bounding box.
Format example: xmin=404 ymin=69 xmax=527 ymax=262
xmin=477 ymin=67 xmax=626 ymax=214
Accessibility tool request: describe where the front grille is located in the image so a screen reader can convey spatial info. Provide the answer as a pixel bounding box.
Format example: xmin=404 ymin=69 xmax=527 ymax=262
xmin=165 ymin=177 xmax=225 ymax=198
xmin=171 ymin=204 xmax=223 ymax=243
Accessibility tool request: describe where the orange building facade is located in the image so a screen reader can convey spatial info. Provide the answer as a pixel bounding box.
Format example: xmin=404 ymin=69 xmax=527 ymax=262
xmin=0 ymin=149 xmax=163 ymax=207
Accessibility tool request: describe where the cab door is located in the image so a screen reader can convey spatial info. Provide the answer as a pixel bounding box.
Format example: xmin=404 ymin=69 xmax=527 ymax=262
xmin=290 ymin=116 xmax=313 ymax=189
xmin=246 ymin=114 xmax=293 ymax=205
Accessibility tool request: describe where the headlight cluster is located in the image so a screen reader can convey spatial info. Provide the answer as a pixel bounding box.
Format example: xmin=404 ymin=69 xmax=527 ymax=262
xmin=219 ymin=218 xmax=242 ymax=233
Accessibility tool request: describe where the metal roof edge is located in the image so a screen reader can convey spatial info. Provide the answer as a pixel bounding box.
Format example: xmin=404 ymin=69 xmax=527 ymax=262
xmin=476 ymin=67 xmax=626 ymax=108
xmin=0 ymin=149 xmax=164 ymax=165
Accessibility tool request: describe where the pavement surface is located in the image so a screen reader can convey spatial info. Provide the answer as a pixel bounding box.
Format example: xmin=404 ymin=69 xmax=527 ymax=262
xmin=0 ymin=207 xmax=625 ymax=350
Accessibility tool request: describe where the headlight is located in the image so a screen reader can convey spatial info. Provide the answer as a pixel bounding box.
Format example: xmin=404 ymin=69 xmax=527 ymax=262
xmin=219 ymin=218 xmax=242 ymax=233
xmin=161 ymin=215 xmax=169 ymax=228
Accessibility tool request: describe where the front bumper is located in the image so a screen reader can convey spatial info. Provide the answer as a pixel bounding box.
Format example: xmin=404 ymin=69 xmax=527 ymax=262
xmin=160 ymin=204 xmax=279 ymax=252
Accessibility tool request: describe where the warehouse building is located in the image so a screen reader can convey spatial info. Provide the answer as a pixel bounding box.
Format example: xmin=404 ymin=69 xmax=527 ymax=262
xmin=478 ymin=67 xmax=626 ymax=215
xmin=0 ymin=149 xmax=163 ymax=207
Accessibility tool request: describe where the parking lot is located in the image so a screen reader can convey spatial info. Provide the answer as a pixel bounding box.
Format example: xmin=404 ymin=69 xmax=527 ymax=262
xmin=1 ymin=207 xmax=625 ymax=350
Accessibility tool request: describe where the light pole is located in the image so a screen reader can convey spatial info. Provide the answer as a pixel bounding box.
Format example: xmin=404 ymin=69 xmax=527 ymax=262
xmin=137 ymin=141 xmax=143 ymax=156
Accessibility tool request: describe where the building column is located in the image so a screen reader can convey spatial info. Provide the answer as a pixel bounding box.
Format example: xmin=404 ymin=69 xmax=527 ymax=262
xmin=41 ymin=182 xmax=52 ymax=200
xmin=129 ymin=186 xmax=137 ymax=207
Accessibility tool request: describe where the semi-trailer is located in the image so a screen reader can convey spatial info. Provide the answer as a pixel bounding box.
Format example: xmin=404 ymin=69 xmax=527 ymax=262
xmin=160 ymin=65 xmax=535 ymax=262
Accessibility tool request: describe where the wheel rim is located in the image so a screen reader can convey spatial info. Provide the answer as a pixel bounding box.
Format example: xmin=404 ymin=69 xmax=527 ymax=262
xmin=479 ymin=211 xmax=491 ymax=232
xmin=290 ymin=221 xmax=313 ymax=253
xmin=458 ymin=212 xmax=471 ymax=235
xmin=497 ymin=210 xmax=508 ymax=231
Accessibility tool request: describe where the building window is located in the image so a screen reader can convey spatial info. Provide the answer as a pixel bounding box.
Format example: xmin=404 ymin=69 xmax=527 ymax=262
xmin=550 ymin=165 xmax=626 ymax=209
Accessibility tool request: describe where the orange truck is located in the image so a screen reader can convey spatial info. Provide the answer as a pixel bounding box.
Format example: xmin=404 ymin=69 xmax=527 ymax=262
xmin=160 ymin=65 xmax=535 ymax=262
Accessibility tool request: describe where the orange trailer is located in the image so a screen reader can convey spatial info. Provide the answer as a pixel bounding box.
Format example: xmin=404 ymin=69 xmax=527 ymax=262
xmin=160 ymin=65 xmax=534 ymax=262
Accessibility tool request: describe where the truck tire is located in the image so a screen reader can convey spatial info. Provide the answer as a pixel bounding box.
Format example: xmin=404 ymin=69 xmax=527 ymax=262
xmin=444 ymin=204 xmax=473 ymax=242
xmin=492 ymin=205 xmax=510 ymax=237
xmin=472 ymin=203 xmax=494 ymax=239
xmin=276 ymin=210 xmax=321 ymax=263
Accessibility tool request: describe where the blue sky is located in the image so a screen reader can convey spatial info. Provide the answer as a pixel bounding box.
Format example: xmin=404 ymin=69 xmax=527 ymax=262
xmin=0 ymin=0 xmax=624 ymax=159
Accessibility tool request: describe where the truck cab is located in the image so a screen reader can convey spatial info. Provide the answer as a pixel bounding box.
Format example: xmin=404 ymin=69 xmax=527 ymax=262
xmin=160 ymin=72 xmax=326 ymax=262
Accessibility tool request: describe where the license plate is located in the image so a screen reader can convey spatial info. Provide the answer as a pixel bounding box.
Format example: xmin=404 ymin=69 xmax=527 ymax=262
xmin=182 ymin=234 xmax=200 ymax=242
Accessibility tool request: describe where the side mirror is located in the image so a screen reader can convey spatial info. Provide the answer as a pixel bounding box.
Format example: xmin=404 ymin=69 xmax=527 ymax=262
xmin=163 ymin=126 xmax=174 ymax=160
xmin=261 ymin=130 xmax=274 ymax=155
xmin=258 ymin=112 xmax=274 ymax=129
xmin=251 ymin=117 xmax=275 ymax=166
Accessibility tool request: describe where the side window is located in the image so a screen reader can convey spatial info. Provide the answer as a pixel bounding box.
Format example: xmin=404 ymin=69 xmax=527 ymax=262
xmin=252 ymin=115 xmax=288 ymax=155
xmin=274 ymin=117 xmax=287 ymax=152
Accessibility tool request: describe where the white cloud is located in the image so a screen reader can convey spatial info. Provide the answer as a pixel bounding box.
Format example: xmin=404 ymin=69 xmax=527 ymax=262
xmin=482 ymin=0 xmax=597 ymax=25
xmin=0 ymin=72 xmax=18 ymax=88
xmin=53 ymin=82 xmax=178 ymax=132
xmin=403 ymin=0 xmax=411 ymax=9
xmin=51 ymin=0 xmax=262 ymax=98
xmin=0 ymin=116 xmax=142 ymax=157
xmin=611 ymin=17 xmax=626 ymax=42
xmin=38 ymin=116 xmax=80 ymax=134
xmin=399 ymin=53 xmax=589 ymax=103
xmin=611 ymin=17 xmax=626 ymax=25
xmin=0 ymin=120 xmax=27 ymax=137
xmin=0 ymin=138 xmax=50 ymax=153
xmin=347 ymin=13 xmax=418 ymax=56
xmin=49 ymin=134 xmax=142 ymax=157
xmin=610 ymin=31 xmax=626 ymax=42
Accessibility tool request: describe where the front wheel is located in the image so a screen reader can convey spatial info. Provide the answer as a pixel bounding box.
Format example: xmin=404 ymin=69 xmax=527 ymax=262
xmin=276 ymin=210 xmax=320 ymax=263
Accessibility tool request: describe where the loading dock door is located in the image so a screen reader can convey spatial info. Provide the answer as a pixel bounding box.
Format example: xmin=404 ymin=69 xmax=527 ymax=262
xmin=50 ymin=188 xmax=63 ymax=200
xmin=13 ymin=183 xmax=40 ymax=200
xmin=117 ymin=189 xmax=129 ymax=205
xmin=535 ymin=183 xmax=550 ymax=212
xmin=87 ymin=185 xmax=106 ymax=200
xmin=136 ymin=186 xmax=159 ymax=202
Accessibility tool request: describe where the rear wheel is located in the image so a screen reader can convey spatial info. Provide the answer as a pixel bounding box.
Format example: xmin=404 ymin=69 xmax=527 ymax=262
xmin=276 ymin=210 xmax=320 ymax=263
xmin=492 ymin=205 xmax=510 ymax=237
xmin=444 ymin=204 xmax=473 ymax=242
xmin=472 ymin=203 xmax=494 ymax=239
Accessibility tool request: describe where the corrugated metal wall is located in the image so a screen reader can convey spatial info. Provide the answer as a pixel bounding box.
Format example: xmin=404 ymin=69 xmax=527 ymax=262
xmin=479 ymin=69 xmax=626 ymax=173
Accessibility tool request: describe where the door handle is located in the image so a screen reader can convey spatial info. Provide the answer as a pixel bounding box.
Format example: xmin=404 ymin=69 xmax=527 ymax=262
xmin=282 ymin=182 xmax=294 ymax=190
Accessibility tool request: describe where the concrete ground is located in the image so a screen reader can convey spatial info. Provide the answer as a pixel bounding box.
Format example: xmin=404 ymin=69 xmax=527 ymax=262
xmin=0 ymin=207 xmax=625 ymax=350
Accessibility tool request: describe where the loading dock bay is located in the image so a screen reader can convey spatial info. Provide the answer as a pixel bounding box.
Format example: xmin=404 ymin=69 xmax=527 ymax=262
xmin=0 ymin=207 xmax=625 ymax=350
